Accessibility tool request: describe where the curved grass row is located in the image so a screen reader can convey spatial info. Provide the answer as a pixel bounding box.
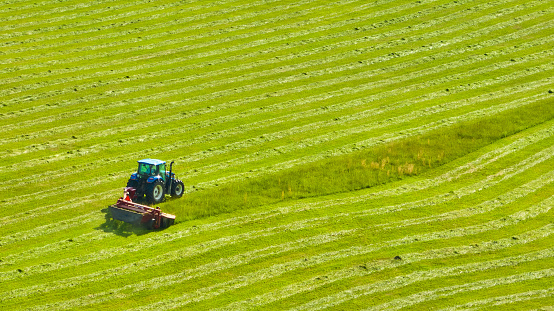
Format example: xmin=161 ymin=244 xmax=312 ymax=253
xmin=1 ymin=0 xmax=553 ymax=309
xmin=1 ymin=0 xmax=548 ymax=123
xmin=2 ymin=118 xmax=553 ymax=309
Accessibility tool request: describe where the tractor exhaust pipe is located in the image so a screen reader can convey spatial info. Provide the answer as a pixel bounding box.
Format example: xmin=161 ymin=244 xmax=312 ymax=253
xmin=167 ymin=161 xmax=174 ymax=193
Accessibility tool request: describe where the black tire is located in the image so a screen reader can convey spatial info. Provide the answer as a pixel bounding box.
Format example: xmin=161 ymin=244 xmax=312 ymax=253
xmin=160 ymin=216 xmax=174 ymax=228
xmin=146 ymin=181 xmax=165 ymax=204
xmin=171 ymin=180 xmax=185 ymax=198
xmin=143 ymin=219 xmax=155 ymax=230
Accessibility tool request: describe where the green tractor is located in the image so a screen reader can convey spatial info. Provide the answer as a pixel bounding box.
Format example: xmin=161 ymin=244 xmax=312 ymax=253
xmin=125 ymin=159 xmax=184 ymax=204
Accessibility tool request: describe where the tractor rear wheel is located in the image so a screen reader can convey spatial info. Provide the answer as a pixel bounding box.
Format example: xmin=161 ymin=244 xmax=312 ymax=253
xmin=147 ymin=181 xmax=165 ymax=204
xmin=171 ymin=180 xmax=184 ymax=198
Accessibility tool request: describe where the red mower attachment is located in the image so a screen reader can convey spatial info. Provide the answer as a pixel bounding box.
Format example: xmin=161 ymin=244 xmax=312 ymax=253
xmin=108 ymin=188 xmax=176 ymax=229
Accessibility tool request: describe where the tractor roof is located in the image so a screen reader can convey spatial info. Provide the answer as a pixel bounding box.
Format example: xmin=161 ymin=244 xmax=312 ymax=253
xmin=138 ymin=158 xmax=166 ymax=166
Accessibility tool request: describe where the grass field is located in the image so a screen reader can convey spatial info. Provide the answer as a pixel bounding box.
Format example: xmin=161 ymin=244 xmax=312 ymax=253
xmin=0 ymin=0 xmax=552 ymax=309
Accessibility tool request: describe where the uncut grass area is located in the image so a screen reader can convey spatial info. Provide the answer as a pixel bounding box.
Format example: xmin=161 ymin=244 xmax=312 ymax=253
xmin=0 ymin=0 xmax=553 ymax=310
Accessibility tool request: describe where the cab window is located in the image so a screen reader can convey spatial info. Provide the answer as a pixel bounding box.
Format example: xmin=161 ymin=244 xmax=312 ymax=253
xmin=159 ymin=164 xmax=166 ymax=179
xmin=138 ymin=163 xmax=150 ymax=175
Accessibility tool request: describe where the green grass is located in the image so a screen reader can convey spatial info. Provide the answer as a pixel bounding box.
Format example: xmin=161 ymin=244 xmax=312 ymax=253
xmin=0 ymin=0 xmax=553 ymax=310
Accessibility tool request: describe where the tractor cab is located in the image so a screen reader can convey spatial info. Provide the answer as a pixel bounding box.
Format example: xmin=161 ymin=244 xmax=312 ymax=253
xmin=137 ymin=159 xmax=166 ymax=179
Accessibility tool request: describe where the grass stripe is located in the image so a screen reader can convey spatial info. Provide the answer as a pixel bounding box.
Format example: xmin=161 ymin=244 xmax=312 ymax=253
xmin=2 ymin=62 xmax=550 ymax=184
xmin=6 ymin=173 xmax=551 ymax=306
xmin=0 ymin=212 xmax=103 ymax=247
xmin=21 ymin=199 xmax=552 ymax=310
xmin=1 ymin=73 xmax=550 ymax=202
xmin=0 ymin=231 xmax=111 ymax=268
xmin=154 ymin=228 xmax=554 ymax=310
xmin=3 ymin=32 xmax=551 ymax=160
xmin=441 ymin=287 xmax=554 ymax=310
xmin=2 ymin=111 xmax=551 ymax=235
xmin=1 ymin=0 xmax=544 ymax=116
xmin=287 ymin=243 xmax=554 ymax=311
xmin=369 ymin=269 xmax=554 ymax=310
xmin=20 ymin=230 xmax=352 ymax=310
xmin=1 ymin=88 xmax=548 ymax=217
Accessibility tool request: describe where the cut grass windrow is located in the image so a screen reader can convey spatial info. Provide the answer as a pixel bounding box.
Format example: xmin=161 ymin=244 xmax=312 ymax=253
xmin=0 ymin=188 xmax=118 ymax=228
xmin=3 ymin=66 xmax=549 ymax=196
xmin=0 ymin=231 xmax=111 ymax=268
xmin=16 ymin=189 xmax=554 ymax=310
xmin=19 ymin=230 xmax=352 ymax=310
xmin=4 ymin=164 xmax=551 ymax=305
xmin=1 ymin=208 xmax=363 ymax=283
xmin=0 ymin=18 xmax=544 ymax=176
xmin=2 ymin=0 xmax=552 ymax=308
xmin=0 ymin=0 xmax=497 ymax=98
xmin=369 ymin=269 xmax=554 ymax=310
xmin=0 ymin=0 xmax=159 ymax=29
xmin=3 ymin=29 xmax=551 ymax=157
xmin=0 ymin=0 xmax=544 ymax=117
xmin=0 ymin=212 xmax=103 ymax=248
xmin=374 ymin=169 xmax=554 ymax=231
xmin=0 ymin=0 xmax=354 ymax=60
xmin=143 ymin=227 xmax=554 ymax=311
xmin=440 ymin=287 xmax=554 ymax=310
xmin=286 ymin=242 xmax=554 ymax=311
xmin=2 ymin=140 xmax=550 ymax=276
xmin=0 ymin=0 xmax=363 ymax=86
xmin=0 ymin=0 xmax=251 ymax=35
xmin=1 ymin=123 xmax=540 ymax=250
xmin=2 ymin=18 xmax=550 ymax=140
xmin=1 ymin=71 xmax=550 ymax=203
xmin=341 ymin=147 xmax=554 ymax=230
xmin=2 ymin=46 xmax=548 ymax=194
xmin=2 ymin=113 xmax=551 ymax=241
xmin=1 ymin=0 xmax=546 ymax=117
xmin=1 ymin=88 xmax=549 ymax=222
xmin=1 ymin=121 xmax=551 ymax=285
xmin=0 ymin=0 xmax=445 ymax=79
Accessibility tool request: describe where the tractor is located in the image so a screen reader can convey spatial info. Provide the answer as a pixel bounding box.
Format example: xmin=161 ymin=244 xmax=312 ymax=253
xmin=125 ymin=159 xmax=184 ymax=204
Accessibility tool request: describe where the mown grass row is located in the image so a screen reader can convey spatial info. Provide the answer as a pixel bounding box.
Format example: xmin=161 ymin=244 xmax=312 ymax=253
xmin=5 ymin=180 xmax=552 ymax=310
xmin=1 ymin=0 xmax=548 ymax=229
xmin=0 ymin=0 xmax=500 ymax=133
xmin=22 ymin=167 xmax=554 ymax=310
xmin=3 ymin=120 xmax=552 ymax=266
xmin=1 ymin=0 xmax=544 ymax=126
xmin=0 ymin=2 xmax=544 ymax=152
xmin=1 ymin=0 xmax=553 ymax=309
xmin=1 ymin=83 xmax=548 ymax=239
xmin=2 ymin=118 xmax=552 ymax=309
xmin=3 ymin=44 xmax=548 ymax=202
xmin=368 ymin=268 xmax=554 ymax=310
xmin=3 ymin=112 xmax=552 ymax=261
xmin=4 ymin=173 xmax=552 ymax=310
xmin=1 ymin=56 xmax=548 ymax=258
xmin=2 ymin=118 xmax=553 ymax=268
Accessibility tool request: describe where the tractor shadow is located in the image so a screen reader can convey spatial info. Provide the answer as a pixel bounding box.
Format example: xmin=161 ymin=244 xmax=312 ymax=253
xmin=96 ymin=207 xmax=154 ymax=237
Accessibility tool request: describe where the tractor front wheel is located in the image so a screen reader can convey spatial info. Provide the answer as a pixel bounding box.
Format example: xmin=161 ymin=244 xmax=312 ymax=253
xmin=147 ymin=181 xmax=165 ymax=204
xmin=171 ymin=180 xmax=184 ymax=198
